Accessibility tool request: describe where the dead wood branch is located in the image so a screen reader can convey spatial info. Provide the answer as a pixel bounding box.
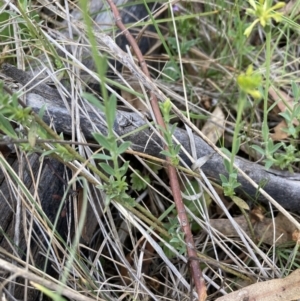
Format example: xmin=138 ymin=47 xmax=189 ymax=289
xmin=23 ymin=93 xmax=300 ymax=213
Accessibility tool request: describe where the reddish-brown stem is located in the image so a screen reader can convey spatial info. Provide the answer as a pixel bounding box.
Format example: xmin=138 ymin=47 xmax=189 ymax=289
xmin=105 ymin=1 xmax=207 ymax=300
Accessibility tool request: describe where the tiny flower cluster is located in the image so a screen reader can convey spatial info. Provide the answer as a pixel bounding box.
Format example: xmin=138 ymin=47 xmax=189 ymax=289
xmin=237 ymin=64 xmax=262 ymax=99
xmin=244 ymin=0 xmax=285 ymax=37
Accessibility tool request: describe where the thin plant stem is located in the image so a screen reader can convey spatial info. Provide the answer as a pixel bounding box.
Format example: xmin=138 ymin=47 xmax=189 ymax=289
xmin=263 ymin=26 xmax=272 ymax=142
xmin=230 ymin=91 xmax=246 ymax=172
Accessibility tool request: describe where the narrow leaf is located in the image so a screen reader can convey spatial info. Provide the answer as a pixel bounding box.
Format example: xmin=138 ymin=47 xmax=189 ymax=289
xmin=38 ymin=104 xmax=46 ymax=119
xmin=0 ymin=113 xmax=17 ymax=138
xmin=92 ymin=153 xmax=112 ymax=160
xmin=116 ymin=141 xmax=131 ymax=155
xmin=28 ymin=120 xmax=37 ymax=147
xmin=99 ymin=162 xmax=115 ymax=176
xmin=160 ymin=150 xmax=173 ymax=157
xmin=83 ymin=92 xmax=105 ymax=111
xmin=251 ymin=144 xmax=266 ymax=156
xmin=106 ymin=94 xmax=117 ymax=130
xmin=93 ymin=133 xmax=111 ymax=150
xmin=233 ymin=197 xmax=246 ymax=209
xmin=119 ymin=161 xmax=129 ymax=176
xmin=219 ymin=174 xmax=228 ymax=183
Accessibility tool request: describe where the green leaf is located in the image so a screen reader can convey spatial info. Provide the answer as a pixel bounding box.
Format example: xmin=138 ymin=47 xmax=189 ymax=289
xmin=40 ymin=149 xmax=56 ymax=158
xmin=82 ymin=92 xmax=105 ymax=111
xmin=174 ymin=144 xmax=181 ymax=155
xmin=170 ymin=236 xmax=180 ymax=244
xmin=106 ymin=94 xmax=117 ymax=130
xmin=292 ymin=81 xmax=299 ymax=99
xmin=232 ymin=137 xmax=241 ymax=155
xmin=97 ymin=55 xmax=108 ymax=78
xmin=92 ymin=153 xmax=112 ymax=160
xmin=93 ymin=133 xmax=111 ymax=150
xmin=223 ymin=159 xmax=231 ymax=173
xmin=279 ymin=110 xmax=291 ymax=122
xmin=180 ymin=39 xmax=199 ymax=55
xmin=163 ymin=132 xmax=172 ymax=145
xmin=146 ymin=161 xmax=162 ymax=174
xmin=11 ymin=93 xmax=19 ymax=107
xmin=99 ymin=162 xmax=115 ymax=176
xmin=262 ymin=122 xmax=269 ymax=142
xmin=130 ymin=170 xmax=150 ymax=191
xmin=119 ymin=161 xmax=129 ymax=177
xmin=162 ymin=61 xmax=180 ymax=82
xmin=219 ymin=174 xmax=228 ymax=184
xmin=231 ymin=181 xmax=241 ymax=189
xmin=159 ymin=98 xmax=172 ymax=121
xmin=169 ymin=123 xmax=177 ymax=134
xmin=18 ymin=0 xmax=28 ymax=11
xmin=221 ymin=147 xmax=232 ymax=158
xmin=231 ymin=196 xmax=249 ymax=210
xmin=295 ymin=105 xmax=300 ymax=116
xmin=0 ymin=113 xmax=17 ymax=138
xmin=160 ymin=150 xmax=173 ymax=158
xmin=38 ymin=105 xmax=46 ymax=119
xmin=116 ymin=141 xmax=131 ymax=156
xmin=269 ymin=142 xmax=283 ymax=154
xmin=265 ymin=159 xmax=274 ymax=170
xmin=28 ymin=120 xmax=37 ymax=147
xmin=251 ymin=144 xmax=266 ymax=156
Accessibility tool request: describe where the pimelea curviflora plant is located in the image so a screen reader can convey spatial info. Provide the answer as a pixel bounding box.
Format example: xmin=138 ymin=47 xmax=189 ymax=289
xmin=244 ymin=0 xmax=285 ymax=37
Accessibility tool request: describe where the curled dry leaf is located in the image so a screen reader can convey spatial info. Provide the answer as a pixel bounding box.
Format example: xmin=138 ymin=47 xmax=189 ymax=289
xmin=269 ymin=87 xmax=296 ymax=123
xmin=216 ymin=269 xmax=300 ymax=301
xmin=249 ymin=206 xmax=264 ymax=222
xmin=209 ymin=212 xmax=297 ymax=246
xmin=271 ymin=120 xmax=289 ymax=141
xmin=292 ymin=229 xmax=300 ymax=244
xmin=201 ymin=105 xmax=225 ymax=144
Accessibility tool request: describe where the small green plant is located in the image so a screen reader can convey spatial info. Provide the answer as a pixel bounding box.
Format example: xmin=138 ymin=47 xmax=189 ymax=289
xmin=243 ymin=0 xmax=287 ymax=172
xmin=168 ymin=36 xmax=199 ymax=56
xmin=252 ymin=134 xmax=300 ymax=172
xmin=130 ymin=170 xmax=150 ymax=191
xmin=161 ymin=180 xmax=210 ymax=258
xmin=219 ymin=147 xmax=241 ymax=197
xmin=279 ymin=82 xmax=300 ymax=139
xmin=220 ymin=65 xmax=262 ymax=197
xmin=42 ymin=141 xmax=75 ymax=162
xmin=251 ymin=82 xmax=300 ymax=171
xmin=87 ymin=92 xmax=132 ymax=209
xmin=159 ymin=99 xmax=181 ymax=166
xmin=0 ymin=86 xmax=77 ymax=162
xmin=0 ymin=91 xmax=32 ymax=126
xmin=252 ymin=136 xmax=283 ymax=169
xmin=162 ymin=216 xmax=186 ymax=258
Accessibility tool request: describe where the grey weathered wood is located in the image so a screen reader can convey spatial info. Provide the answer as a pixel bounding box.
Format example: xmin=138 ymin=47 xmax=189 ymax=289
xmin=0 ymin=154 xmax=69 ymax=300
xmin=25 ymin=93 xmax=300 ymax=212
